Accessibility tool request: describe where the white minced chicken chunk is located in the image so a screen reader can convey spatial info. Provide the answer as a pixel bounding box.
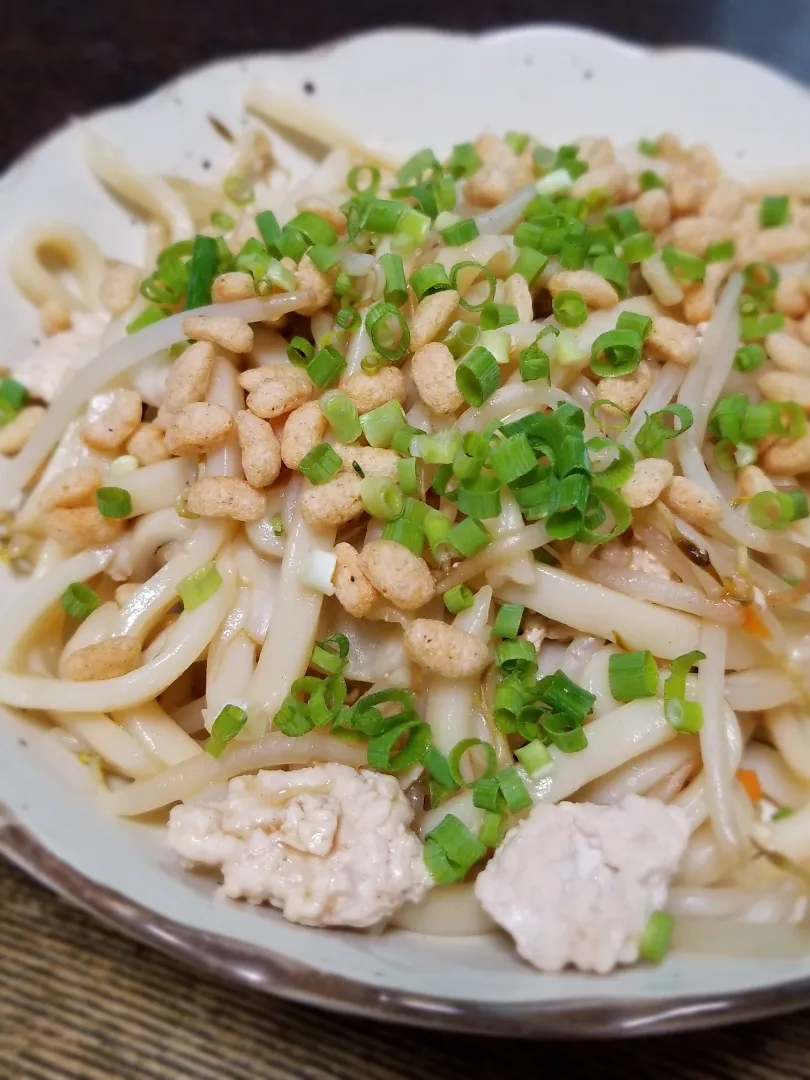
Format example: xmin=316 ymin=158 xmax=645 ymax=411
xmin=168 ymin=763 xmax=432 ymax=927
xmin=14 ymin=312 xmax=108 ymax=402
xmin=475 ymin=794 xmax=689 ymax=973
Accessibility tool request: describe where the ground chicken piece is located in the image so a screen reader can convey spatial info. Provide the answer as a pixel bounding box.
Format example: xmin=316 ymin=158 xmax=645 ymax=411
xmin=12 ymin=312 xmax=108 ymax=403
xmin=167 ymin=763 xmax=432 ymax=927
xmin=475 ymin=794 xmax=689 ymax=973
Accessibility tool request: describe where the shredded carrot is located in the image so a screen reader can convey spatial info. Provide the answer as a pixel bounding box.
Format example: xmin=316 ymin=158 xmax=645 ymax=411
xmin=742 ymin=606 xmax=770 ymax=639
xmin=737 ymin=768 xmax=763 ymax=803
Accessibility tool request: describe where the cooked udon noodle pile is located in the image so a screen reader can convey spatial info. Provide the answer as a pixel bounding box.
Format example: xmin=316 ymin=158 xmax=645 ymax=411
xmin=4 ymin=85 xmax=810 ymax=972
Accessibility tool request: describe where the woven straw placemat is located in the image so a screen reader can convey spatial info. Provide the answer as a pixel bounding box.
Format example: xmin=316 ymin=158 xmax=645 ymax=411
xmin=1 ymin=859 xmax=809 ymax=1080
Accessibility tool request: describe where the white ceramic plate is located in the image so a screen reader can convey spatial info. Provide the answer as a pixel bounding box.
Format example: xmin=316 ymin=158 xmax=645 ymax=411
xmin=2 ymin=26 xmax=810 ymax=1037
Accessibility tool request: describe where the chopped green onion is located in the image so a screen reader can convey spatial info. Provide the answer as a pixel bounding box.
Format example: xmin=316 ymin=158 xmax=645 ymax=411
xmin=472 ymin=774 xmax=505 ymax=812
xmin=663 ymin=649 xmax=705 ymax=734
xmin=591 ymin=253 xmax=629 ymax=297
xmin=480 ymin=303 xmax=519 ymax=331
xmin=559 ymin=237 xmax=589 ymax=270
xmin=319 ymin=390 xmax=361 ymax=443
xmin=590 ymin=329 xmax=643 ymax=377
xmin=542 ymin=713 xmax=588 ymax=753
xmin=447 ymin=142 xmax=481 ymax=179
xmin=444 ymin=321 xmax=480 ymax=359
xmin=410 ymin=263 xmax=451 ymax=301
xmin=307 ymin=244 xmax=338 ymax=272
xmin=0 ymin=378 xmax=27 ymax=415
xmin=639 ymin=169 xmax=666 ymax=191
xmin=286 ymin=336 xmax=314 ymax=367
xmin=423 ymin=746 xmax=457 ymax=792
xmin=253 ymin=210 xmax=282 ymax=253
xmin=359 ymin=399 xmax=407 ymax=448
xmin=493 ymin=603 xmax=524 ymax=639
xmin=478 ymin=810 xmax=507 ymax=849
xmin=261 ymin=256 xmax=296 ymax=293
xmin=743 ymin=261 xmax=780 ymax=295
xmin=393 ymin=207 xmax=431 ymax=250
xmin=637 ymin=137 xmax=659 ymax=157
xmin=620 ymin=231 xmax=656 ymax=263
xmin=606 ymin=208 xmax=641 ymax=239
xmin=298 ymin=443 xmax=342 ymax=484
xmin=760 ymin=195 xmax=790 ymax=228
xmin=60 ymin=583 xmax=101 ymax=621
xmin=448 ymin=517 xmax=491 ymax=557
xmin=396 ymin=148 xmax=440 ymax=185
xmin=274 ymin=690 xmax=314 ymax=737
xmin=457 ymin=474 xmax=502 ymax=519
xmin=546 ymin=472 xmax=591 ymax=539
xmin=515 ymin=739 xmax=552 ymax=775
xmin=184 ymin=235 xmax=218 ymax=310
xmin=514 ymin=221 xmax=546 ymax=250
xmin=360 ymin=353 xmax=384 ymax=374
xmin=347 ymin=164 xmax=381 ymax=194
xmin=440 ymin=218 xmax=479 ymax=246
xmin=288 ymin=211 xmax=338 ymax=247
xmin=335 ymin=307 xmax=359 ymax=332
xmin=587 ymin=437 xmax=634 ymax=488
xmin=414 ymin=427 xmax=462 ymax=464
xmin=210 ymin=210 xmax=235 ymax=231
xmin=381 ymin=517 xmax=424 ymax=557
xmin=362 ymin=198 xmax=406 ymax=234
xmin=536 ymin=668 xmax=596 ymax=722
xmin=634 ymin=405 xmax=694 ymax=457
xmin=608 ymin=650 xmax=658 ymax=701
xmin=489 ymin=433 xmax=536 ymax=484
xmin=639 ymin=910 xmax=674 ymax=963
xmin=96 ymin=486 xmax=132 ymax=519
xmin=360 ymin=476 xmax=403 ymax=521
xmin=367 ymin=717 xmax=431 ymax=773
xmin=277 ymin=225 xmax=308 ymax=262
xmin=450 ymin=261 xmax=497 ymax=312
xmin=310 ymin=633 xmax=350 ymax=676
xmin=706 ymin=239 xmax=735 ymax=263
xmin=272 ymin=514 xmax=284 ymax=536
xmin=444 ymin=584 xmax=475 ymax=614
xmin=424 ymin=506 xmax=453 ymax=557
xmin=733 ymin=344 xmax=766 ymax=373
xmin=479 ymin=329 xmax=510 ymax=365
xmin=741 ymin=312 xmax=785 ymax=340
xmin=495 ymin=638 xmax=536 ymax=674
xmin=519 ymin=341 xmax=550 ymax=382
xmin=177 ymin=562 xmax=222 ymax=611
xmin=379 ymin=253 xmax=408 ymax=307
xmin=448 ymin=738 xmax=497 ymax=786
xmin=365 ymin=302 xmax=410 ymax=362
xmin=204 ymin=704 xmax=248 ymax=757
xmin=590 ymin=399 xmax=630 ymax=431
xmin=496 ymin=766 xmax=533 ymax=812
xmin=456 ymin=346 xmax=500 ymax=406
xmin=306 ymin=344 xmax=346 ymax=389
xmin=504 ymin=131 xmax=530 ymax=154
xmin=749 ymin=489 xmax=809 ymax=530
xmin=617 ymin=310 xmax=653 ymax=340
xmin=223 ymin=173 xmax=254 ymax=204
xmin=662 ymin=244 xmax=706 ymax=283
xmin=396 ymin=456 xmax=422 ymax=496
xmin=552 ymin=290 xmax=588 ymax=328
xmin=423 ymin=814 xmax=487 ymax=884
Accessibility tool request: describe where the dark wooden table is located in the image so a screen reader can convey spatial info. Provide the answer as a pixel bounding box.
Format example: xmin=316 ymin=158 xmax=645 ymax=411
xmin=2 ymin=4 xmax=810 ymax=1075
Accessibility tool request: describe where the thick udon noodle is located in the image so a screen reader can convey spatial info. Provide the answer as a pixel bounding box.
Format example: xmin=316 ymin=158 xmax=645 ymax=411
xmin=3 ymin=87 xmax=810 ymax=952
